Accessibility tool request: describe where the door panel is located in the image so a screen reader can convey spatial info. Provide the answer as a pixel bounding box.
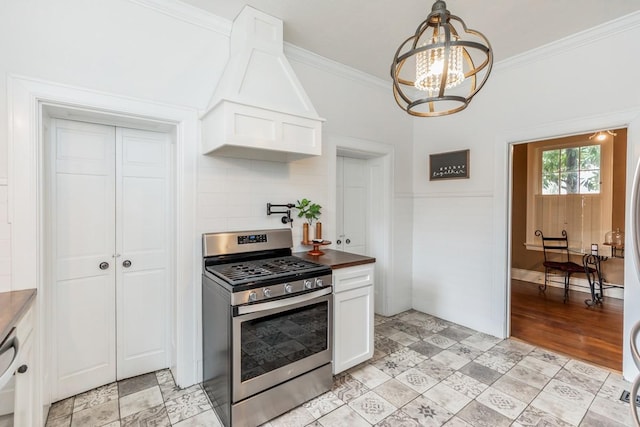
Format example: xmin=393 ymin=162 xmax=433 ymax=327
xmin=116 ymin=128 xmax=170 ymax=379
xmin=336 ymin=157 xmax=345 ymax=250
xmin=119 ymin=269 xmax=166 ymax=366
xmin=337 ymin=156 xmax=368 ymax=255
xmin=56 ymin=276 xmax=114 ymax=383
xmin=55 ymin=174 xmax=113 ymax=280
xmin=55 ymin=125 xmax=112 ymax=176
xmin=52 ymin=119 xmax=116 ymax=401
xmin=51 ymin=121 xmax=171 ymax=398
xmin=343 ymin=186 xmax=366 ymax=255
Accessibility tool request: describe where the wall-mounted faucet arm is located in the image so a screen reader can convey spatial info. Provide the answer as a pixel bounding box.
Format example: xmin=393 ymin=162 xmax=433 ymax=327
xmin=267 ymin=203 xmax=295 ymax=227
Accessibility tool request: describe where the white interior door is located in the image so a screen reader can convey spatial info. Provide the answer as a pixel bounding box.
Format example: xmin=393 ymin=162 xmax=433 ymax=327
xmin=116 ymin=128 xmax=170 ymax=379
xmin=50 ymin=120 xmax=171 ymax=400
xmin=336 ymin=156 xmax=368 ymax=255
xmin=51 ymin=119 xmax=117 ymax=400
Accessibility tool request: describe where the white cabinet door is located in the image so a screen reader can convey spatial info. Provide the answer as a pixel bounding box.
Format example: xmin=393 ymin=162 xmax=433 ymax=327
xmin=51 ymin=120 xmax=170 ymax=400
xmin=333 ymin=264 xmax=374 ymax=374
xmin=336 ymin=156 xmax=368 ymax=255
xmin=116 ymin=128 xmax=170 ymax=379
xmin=14 ymin=325 xmax=35 ymax=427
xmin=11 ymin=304 xmax=37 ymax=427
xmin=52 ymin=119 xmax=117 ymax=400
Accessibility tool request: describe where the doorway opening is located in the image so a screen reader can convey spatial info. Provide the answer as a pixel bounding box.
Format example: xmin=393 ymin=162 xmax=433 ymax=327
xmin=44 ymin=114 xmax=175 ymax=401
xmin=329 ymin=136 xmax=393 ymax=316
xmin=509 ymin=129 xmax=626 ymax=371
xmin=9 ymin=77 xmax=199 ymax=424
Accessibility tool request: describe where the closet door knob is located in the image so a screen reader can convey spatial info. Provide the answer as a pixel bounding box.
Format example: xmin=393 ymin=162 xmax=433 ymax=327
xmin=99 ymin=262 xmax=109 ymax=270
xmin=123 ymin=260 xmax=132 ymax=268
xmin=346 ymin=239 xmax=351 ymax=244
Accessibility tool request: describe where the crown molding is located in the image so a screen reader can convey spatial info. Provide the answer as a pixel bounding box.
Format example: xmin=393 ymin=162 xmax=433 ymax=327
xmin=126 ymin=0 xmax=640 ymax=84
xmin=127 ymin=0 xmax=231 ymax=34
xmin=495 ymin=10 xmax=640 ymax=71
xmin=127 ymin=0 xmax=390 ymax=91
xmin=284 ymin=43 xmax=390 ymax=91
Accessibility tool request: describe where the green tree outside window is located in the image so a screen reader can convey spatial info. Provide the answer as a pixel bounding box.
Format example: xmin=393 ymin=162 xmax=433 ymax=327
xmin=541 ymin=145 xmax=601 ymax=195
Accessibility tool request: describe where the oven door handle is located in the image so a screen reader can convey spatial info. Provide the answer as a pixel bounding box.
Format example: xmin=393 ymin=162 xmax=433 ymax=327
xmin=237 ymin=287 xmax=332 ymax=315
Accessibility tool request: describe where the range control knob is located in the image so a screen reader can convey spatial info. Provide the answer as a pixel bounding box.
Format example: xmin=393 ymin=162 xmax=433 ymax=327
xmin=304 ymin=279 xmax=313 ymax=289
xmin=263 ymin=288 xmax=272 ymax=298
xmin=315 ymin=278 xmax=324 ymax=287
xmin=248 ymin=291 xmax=257 ymax=302
xmin=284 ymin=283 xmax=293 ymax=293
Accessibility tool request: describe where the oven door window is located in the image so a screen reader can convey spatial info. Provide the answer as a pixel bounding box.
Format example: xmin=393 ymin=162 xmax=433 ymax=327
xmin=240 ymin=301 xmax=328 ymax=382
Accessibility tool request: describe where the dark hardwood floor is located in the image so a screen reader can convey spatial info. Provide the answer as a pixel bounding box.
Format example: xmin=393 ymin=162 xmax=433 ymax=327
xmin=510 ymin=279 xmax=623 ymax=371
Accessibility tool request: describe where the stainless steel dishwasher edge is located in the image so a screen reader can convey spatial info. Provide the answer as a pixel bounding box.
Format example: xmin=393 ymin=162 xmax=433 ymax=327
xmin=0 ymin=328 xmax=19 ymax=389
xmin=0 ymin=328 xmax=20 ymax=424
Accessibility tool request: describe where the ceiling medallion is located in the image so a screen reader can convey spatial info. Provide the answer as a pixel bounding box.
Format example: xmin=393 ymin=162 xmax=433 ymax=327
xmin=391 ymin=0 xmax=493 ymax=117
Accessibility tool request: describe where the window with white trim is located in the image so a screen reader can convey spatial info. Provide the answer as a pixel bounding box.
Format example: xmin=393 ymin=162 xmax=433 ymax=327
xmin=526 ymin=137 xmax=612 ymax=252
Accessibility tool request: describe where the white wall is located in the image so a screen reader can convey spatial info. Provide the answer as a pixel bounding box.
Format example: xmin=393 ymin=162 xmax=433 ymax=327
xmin=0 ymin=0 xmax=225 ymax=294
xmin=1 ymin=0 xmax=414 ymax=389
xmin=289 ymin=55 xmax=414 ymax=314
xmin=0 ymin=0 xmax=413 ymax=280
xmin=411 ymin=12 xmax=640 ymax=378
xmin=196 ymin=53 xmax=415 ymax=314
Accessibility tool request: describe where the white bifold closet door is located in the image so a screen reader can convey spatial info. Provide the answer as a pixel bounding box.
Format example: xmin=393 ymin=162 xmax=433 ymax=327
xmin=50 ymin=119 xmax=171 ymax=401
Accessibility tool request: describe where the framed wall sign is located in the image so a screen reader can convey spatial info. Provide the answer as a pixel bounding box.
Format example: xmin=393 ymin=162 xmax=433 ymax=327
xmin=429 ymin=149 xmax=469 ymax=180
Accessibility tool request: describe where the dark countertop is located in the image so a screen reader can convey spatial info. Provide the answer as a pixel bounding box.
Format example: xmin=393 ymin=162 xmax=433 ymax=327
xmin=294 ymin=249 xmax=375 ymax=269
xmin=0 ymin=289 xmax=36 ymax=344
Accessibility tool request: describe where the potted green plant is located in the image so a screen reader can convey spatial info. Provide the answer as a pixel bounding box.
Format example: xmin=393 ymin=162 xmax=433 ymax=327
xmin=295 ymin=199 xmax=322 ymax=243
xmin=295 ymin=198 xmax=321 ymax=225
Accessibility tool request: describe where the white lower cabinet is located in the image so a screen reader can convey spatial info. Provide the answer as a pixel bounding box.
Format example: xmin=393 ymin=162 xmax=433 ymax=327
xmin=15 ymin=327 xmax=35 ymax=425
xmin=14 ymin=305 xmax=37 ymax=426
xmin=332 ymin=263 xmax=374 ymax=374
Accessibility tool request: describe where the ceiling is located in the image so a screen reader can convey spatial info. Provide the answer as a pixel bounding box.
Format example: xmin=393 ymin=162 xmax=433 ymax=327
xmin=180 ymin=0 xmax=640 ymax=81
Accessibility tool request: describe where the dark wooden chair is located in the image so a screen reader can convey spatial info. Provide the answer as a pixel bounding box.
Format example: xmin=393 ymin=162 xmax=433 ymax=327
xmin=535 ymin=229 xmax=595 ymax=303
xmin=582 ymin=254 xmax=605 ymax=307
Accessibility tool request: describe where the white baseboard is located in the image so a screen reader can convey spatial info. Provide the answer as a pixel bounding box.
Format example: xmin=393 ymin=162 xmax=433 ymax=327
xmin=511 ymin=268 xmax=624 ymax=300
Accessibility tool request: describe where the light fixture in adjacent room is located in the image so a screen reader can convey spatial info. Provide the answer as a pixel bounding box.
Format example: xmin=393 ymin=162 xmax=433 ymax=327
xmin=391 ymin=0 xmax=493 ymax=117
xmin=589 ymin=130 xmax=617 ymax=141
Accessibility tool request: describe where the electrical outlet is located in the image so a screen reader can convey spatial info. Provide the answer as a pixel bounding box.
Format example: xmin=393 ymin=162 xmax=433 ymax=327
xmin=620 ymin=390 xmax=640 ymax=406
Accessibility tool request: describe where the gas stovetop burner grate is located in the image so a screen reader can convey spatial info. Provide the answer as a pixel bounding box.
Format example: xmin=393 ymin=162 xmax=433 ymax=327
xmin=206 ymin=256 xmax=328 ymax=285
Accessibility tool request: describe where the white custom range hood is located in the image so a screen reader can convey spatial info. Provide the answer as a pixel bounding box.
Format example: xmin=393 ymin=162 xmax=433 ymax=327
xmin=201 ymin=6 xmax=325 ymax=162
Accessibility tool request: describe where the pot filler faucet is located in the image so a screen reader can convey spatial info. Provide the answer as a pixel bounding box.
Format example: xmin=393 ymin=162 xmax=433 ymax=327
xmin=267 ymin=203 xmax=295 ymax=227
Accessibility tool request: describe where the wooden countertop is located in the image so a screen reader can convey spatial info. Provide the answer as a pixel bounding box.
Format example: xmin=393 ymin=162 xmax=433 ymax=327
xmin=294 ymin=249 xmax=375 ymax=269
xmin=0 ymin=289 xmax=36 ymax=344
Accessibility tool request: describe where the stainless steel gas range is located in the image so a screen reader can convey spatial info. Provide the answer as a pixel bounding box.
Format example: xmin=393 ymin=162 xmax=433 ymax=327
xmin=201 ymin=229 xmax=333 ymax=427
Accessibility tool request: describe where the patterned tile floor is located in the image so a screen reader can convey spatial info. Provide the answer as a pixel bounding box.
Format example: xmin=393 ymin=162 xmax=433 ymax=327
xmin=44 ymin=309 xmax=635 ymax=427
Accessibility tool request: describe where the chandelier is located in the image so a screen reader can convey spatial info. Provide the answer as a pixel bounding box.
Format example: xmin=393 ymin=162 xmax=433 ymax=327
xmin=391 ymin=1 xmax=493 ymax=117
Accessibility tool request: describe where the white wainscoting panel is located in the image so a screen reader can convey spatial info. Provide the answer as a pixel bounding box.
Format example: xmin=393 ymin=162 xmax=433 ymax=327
xmin=412 ymin=194 xmax=499 ymax=337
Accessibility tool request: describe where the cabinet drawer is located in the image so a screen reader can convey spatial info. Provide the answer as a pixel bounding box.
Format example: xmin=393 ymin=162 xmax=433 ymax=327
xmin=332 ymin=264 xmax=374 ymax=293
